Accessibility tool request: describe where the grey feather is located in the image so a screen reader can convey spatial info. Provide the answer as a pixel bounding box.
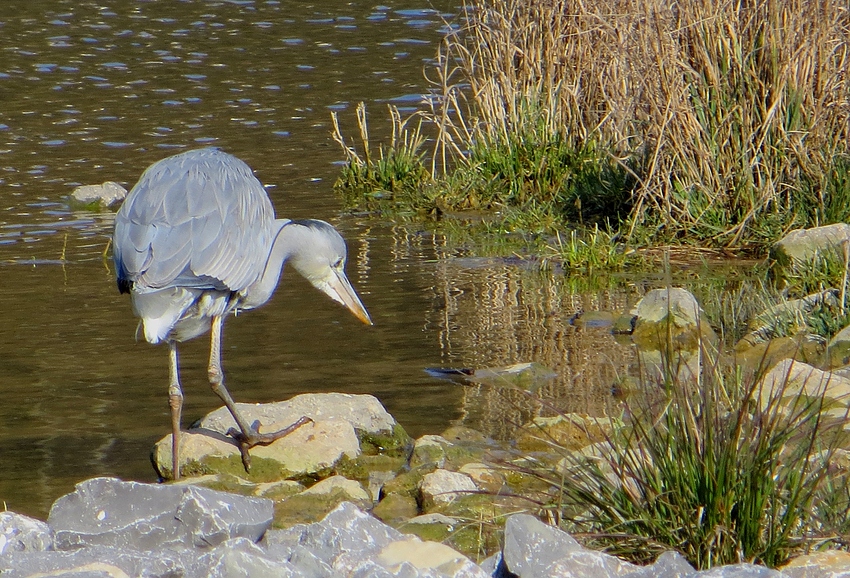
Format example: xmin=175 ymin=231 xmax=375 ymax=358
xmin=114 ymin=148 xmax=274 ymax=293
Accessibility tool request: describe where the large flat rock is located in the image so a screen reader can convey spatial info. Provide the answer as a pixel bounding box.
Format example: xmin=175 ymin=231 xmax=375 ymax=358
xmin=47 ymin=477 xmax=273 ymax=551
xmin=198 ymin=393 xmax=397 ymax=435
xmin=153 ymin=418 xmax=362 ymax=480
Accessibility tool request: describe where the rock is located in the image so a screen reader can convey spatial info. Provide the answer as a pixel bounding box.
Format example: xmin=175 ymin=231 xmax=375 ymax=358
xmin=469 ymin=362 xmax=558 ymax=391
xmin=70 ymin=181 xmax=127 ymax=208
xmin=632 ymin=288 xmax=716 ymax=351
xmin=440 ymin=426 xmax=489 ymax=444
xmin=626 ymin=550 xmax=695 ymax=577
xmin=154 ymin=393 xmax=413 ymax=481
xmin=612 ymin=312 xmax=637 ymax=334
xmin=372 ymin=493 xmax=420 ymax=525
xmin=420 ymin=470 xmax=477 ymax=509
xmin=696 ymin=563 xmax=784 ymax=577
xmin=410 ymin=434 xmax=450 ymax=469
xmin=570 ymin=310 xmax=616 ymax=329
xmin=746 ymin=290 xmax=840 ymax=343
xmin=758 ymin=359 xmax=850 ymax=418
xmin=501 ymin=513 xmax=638 ymax=577
xmin=0 ymin=512 xmax=53 ymax=554
xmin=273 ymin=502 xmax=488 ymax=577
xmin=501 ymin=513 xmax=581 ymax=575
xmin=302 ymin=475 xmax=370 ymax=502
xmin=190 ymin=537 xmax=301 ymax=578
xmin=828 ymin=323 xmax=850 ymax=369
xmin=426 ymin=362 xmax=558 ymax=391
xmin=637 ymin=347 xmax=703 ymax=385
xmin=735 ymin=334 xmax=825 ymax=376
xmin=407 ymin=432 xmax=492 ymax=475
xmin=405 ymin=513 xmax=460 ymax=526
xmin=264 ymin=502 xmax=402 ymax=570
xmin=781 ymin=549 xmax=850 ymax=577
xmin=634 ymin=287 xmax=701 ymax=325
xmin=377 ymin=536 xmax=485 ymax=577
xmin=772 ymin=223 xmax=850 ymax=272
xmin=153 ymin=419 xmax=362 ymax=481
xmin=381 ymin=468 xmax=427 ymax=501
xmin=458 ymin=462 xmax=504 ymax=493
xmin=516 ymin=414 xmax=617 ymax=453
xmin=255 ymin=479 xmax=305 ymax=501
xmin=47 ymin=477 xmax=273 ymax=551
xmin=272 ymin=476 xmax=373 ymax=528
xmin=199 ymin=393 xmax=397 ymax=438
xmin=0 ymin=545 xmax=188 ymax=578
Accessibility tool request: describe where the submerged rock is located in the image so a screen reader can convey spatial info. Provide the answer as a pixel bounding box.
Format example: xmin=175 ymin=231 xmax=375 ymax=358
xmin=631 ymin=287 xmax=716 ymax=351
xmin=70 ymin=181 xmax=127 ymax=208
xmin=426 ymin=362 xmax=558 ymax=391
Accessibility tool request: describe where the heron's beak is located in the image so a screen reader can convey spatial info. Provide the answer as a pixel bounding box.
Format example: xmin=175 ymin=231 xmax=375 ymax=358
xmin=322 ymin=269 xmax=373 ymax=325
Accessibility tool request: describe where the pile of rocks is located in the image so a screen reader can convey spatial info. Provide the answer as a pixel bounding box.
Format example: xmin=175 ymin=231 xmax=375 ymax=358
xmin=5 ymin=477 xmax=848 ymax=577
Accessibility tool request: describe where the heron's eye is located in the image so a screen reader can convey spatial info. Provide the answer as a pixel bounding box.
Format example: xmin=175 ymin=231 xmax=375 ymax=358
xmin=333 ymin=258 xmax=343 ymax=269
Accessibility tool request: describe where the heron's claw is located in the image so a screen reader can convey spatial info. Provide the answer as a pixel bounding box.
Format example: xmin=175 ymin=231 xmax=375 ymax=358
xmin=225 ymin=416 xmax=313 ymax=472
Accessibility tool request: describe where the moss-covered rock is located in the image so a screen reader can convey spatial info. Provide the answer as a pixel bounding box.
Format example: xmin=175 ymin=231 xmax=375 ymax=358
xmin=410 ymin=435 xmax=450 ymax=469
xmin=372 ymin=493 xmax=420 ymax=524
xmin=381 ymin=467 xmax=430 ymax=501
xmin=272 ymin=476 xmax=371 ymax=528
xmin=516 ymin=414 xmax=618 ymax=454
xmin=358 ymin=422 xmax=414 ymax=459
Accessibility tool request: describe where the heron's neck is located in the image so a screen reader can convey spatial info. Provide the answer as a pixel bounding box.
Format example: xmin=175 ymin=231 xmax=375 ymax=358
xmin=241 ymin=219 xmax=300 ymax=309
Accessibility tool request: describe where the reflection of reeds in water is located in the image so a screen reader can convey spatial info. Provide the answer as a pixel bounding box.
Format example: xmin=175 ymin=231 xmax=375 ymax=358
xmin=349 ymin=222 xmax=640 ymax=439
xmin=428 ymin=253 xmax=636 ymax=440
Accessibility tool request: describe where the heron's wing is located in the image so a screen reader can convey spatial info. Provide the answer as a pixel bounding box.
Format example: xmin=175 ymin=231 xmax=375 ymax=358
xmin=114 ymin=148 xmax=275 ymax=292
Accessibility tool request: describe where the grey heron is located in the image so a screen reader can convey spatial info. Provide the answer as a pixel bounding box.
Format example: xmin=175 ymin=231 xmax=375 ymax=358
xmin=112 ymin=148 xmax=372 ymax=480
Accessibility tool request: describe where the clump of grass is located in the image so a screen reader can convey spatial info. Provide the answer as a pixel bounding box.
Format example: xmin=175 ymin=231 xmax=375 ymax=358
xmin=545 ymin=226 xmax=632 ymax=275
xmin=536 ymin=348 xmax=850 ymax=569
xmin=331 ymin=103 xmax=433 ymax=216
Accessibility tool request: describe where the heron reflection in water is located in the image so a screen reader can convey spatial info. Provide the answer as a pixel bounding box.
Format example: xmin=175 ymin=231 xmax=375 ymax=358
xmin=112 ymin=148 xmax=372 ymax=479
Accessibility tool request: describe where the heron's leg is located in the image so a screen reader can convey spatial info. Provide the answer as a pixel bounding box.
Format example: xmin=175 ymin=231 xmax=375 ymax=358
xmin=168 ymin=341 xmax=183 ymax=480
xmin=207 ymin=314 xmax=256 ymax=435
xmin=207 ymin=314 xmax=312 ymax=471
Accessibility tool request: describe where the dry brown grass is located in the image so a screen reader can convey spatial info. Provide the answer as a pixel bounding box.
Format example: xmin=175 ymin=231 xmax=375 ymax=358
xmin=426 ymin=0 xmax=850 ymax=246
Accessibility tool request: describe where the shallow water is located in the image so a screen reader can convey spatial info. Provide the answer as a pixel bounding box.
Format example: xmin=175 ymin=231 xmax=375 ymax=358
xmin=0 ymin=0 xmax=632 ymax=518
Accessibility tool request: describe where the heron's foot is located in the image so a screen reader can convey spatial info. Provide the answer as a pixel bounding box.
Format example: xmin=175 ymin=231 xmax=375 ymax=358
xmin=225 ymin=416 xmax=313 ymax=472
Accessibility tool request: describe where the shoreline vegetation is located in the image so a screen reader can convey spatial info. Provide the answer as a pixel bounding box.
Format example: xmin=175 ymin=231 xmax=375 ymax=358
xmin=332 ymin=0 xmax=850 ymax=260
xmin=328 ymin=0 xmax=850 ymax=570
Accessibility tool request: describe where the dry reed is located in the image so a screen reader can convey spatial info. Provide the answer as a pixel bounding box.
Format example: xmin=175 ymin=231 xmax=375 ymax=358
xmin=426 ymin=0 xmax=850 ymax=246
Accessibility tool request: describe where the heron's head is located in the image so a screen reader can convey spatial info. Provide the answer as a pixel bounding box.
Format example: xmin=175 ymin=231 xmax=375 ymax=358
xmin=287 ymin=219 xmax=372 ymax=325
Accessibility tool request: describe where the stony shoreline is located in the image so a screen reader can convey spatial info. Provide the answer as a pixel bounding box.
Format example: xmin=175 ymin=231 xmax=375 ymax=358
xmin=2 ymin=388 xmax=850 ymax=577
xmin=2 ymin=477 xmax=848 ymax=577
